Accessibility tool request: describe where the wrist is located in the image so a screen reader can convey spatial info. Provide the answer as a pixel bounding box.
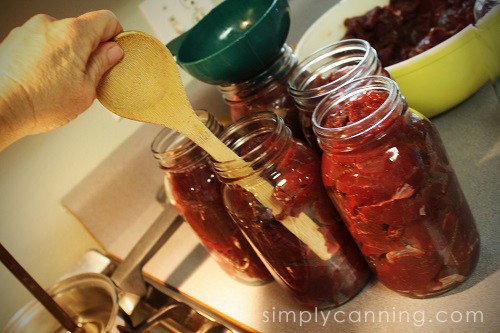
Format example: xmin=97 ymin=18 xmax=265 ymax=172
xmin=0 ymin=78 xmax=36 ymax=150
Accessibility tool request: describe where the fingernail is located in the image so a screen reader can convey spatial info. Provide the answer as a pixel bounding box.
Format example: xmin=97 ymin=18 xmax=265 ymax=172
xmin=107 ymin=44 xmax=124 ymax=64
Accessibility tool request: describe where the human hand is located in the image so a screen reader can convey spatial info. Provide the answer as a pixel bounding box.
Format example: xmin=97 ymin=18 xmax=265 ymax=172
xmin=0 ymin=10 xmax=123 ymax=150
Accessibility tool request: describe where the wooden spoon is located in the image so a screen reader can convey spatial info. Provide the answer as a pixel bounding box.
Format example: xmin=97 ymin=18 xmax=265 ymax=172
xmin=96 ymin=31 xmax=331 ymax=261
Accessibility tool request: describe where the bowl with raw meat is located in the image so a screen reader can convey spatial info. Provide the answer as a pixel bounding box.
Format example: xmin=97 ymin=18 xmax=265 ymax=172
xmin=295 ymin=0 xmax=500 ymax=117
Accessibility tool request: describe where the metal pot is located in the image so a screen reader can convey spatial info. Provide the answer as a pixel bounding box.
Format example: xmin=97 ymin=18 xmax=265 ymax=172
xmin=3 ymin=206 xmax=184 ymax=333
xmin=3 ymin=273 xmax=121 ymax=333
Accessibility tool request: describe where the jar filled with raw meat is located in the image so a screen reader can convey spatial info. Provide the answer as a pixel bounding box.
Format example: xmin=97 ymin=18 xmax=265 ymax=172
xmin=151 ymin=111 xmax=272 ymax=284
xmin=288 ymin=39 xmax=389 ymax=150
xmin=218 ymin=45 xmax=303 ymax=140
xmin=210 ymin=111 xmax=370 ymax=308
xmin=312 ymin=76 xmax=480 ymax=298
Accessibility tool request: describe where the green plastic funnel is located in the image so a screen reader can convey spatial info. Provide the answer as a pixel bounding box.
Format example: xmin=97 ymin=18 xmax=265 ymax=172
xmin=167 ymin=0 xmax=290 ymax=84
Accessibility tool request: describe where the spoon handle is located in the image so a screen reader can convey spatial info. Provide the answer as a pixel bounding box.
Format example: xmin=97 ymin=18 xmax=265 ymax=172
xmin=182 ymin=121 xmax=332 ymax=261
xmin=0 ymin=244 xmax=84 ymax=333
xmin=245 ymin=181 xmax=332 ymax=261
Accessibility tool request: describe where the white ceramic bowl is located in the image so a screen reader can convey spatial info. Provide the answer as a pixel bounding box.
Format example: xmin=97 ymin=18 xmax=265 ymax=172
xmin=295 ymin=0 xmax=500 ymax=118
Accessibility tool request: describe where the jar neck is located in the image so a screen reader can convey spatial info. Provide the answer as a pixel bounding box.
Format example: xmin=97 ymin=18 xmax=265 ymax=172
xmin=211 ymin=111 xmax=292 ymax=183
xmin=288 ymin=39 xmax=383 ymax=111
xmin=151 ymin=111 xmax=223 ymax=171
xmin=218 ymin=44 xmax=297 ymax=102
xmin=313 ymin=76 xmax=407 ymax=153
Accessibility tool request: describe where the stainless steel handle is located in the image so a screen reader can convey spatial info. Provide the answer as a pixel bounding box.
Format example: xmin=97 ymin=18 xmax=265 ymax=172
xmin=111 ymin=205 xmax=183 ymax=299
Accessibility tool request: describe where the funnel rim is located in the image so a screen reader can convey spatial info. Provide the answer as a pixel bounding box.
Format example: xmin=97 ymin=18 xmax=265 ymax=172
xmin=177 ymin=0 xmax=287 ymax=67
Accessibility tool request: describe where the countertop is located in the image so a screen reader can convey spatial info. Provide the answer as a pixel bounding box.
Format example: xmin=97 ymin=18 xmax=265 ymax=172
xmin=64 ymin=80 xmax=500 ymax=333
xmin=62 ymin=1 xmax=500 ymax=332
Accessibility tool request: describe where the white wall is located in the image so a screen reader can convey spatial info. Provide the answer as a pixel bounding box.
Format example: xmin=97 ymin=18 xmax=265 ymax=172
xmin=0 ymin=0 xmax=158 ymax=326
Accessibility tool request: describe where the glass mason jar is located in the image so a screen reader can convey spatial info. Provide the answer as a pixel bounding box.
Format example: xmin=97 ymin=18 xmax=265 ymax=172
xmin=288 ymin=39 xmax=389 ymax=150
xmin=313 ymin=76 xmax=480 ymax=298
xmin=210 ymin=111 xmax=370 ymax=309
xmin=151 ymin=111 xmax=272 ymax=284
xmin=218 ymin=44 xmax=303 ymax=141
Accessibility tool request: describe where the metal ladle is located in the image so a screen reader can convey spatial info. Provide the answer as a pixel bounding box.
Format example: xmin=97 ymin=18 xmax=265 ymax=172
xmin=2 ymin=204 xmax=183 ymax=333
xmin=96 ymin=31 xmax=332 ymax=261
xmin=0 ymin=243 xmax=85 ymax=333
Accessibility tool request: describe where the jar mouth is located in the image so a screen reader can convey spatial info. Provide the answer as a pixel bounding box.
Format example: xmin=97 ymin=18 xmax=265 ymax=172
xmin=288 ymin=39 xmax=377 ymax=101
xmin=151 ymin=110 xmax=220 ymax=170
xmin=212 ymin=111 xmax=290 ymax=181
xmin=312 ymin=76 xmax=404 ymax=146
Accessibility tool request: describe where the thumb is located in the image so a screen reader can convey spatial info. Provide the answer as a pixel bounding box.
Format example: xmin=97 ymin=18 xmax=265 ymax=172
xmin=86 ymin=41 xmax=123 ymax=85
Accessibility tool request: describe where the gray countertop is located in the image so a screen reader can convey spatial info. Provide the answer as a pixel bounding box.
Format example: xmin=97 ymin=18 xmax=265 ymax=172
xmin=192 ymin=82 xmax=500 ymax=333
xmin=63 ymin=1 xmax=500 ymax=332
xmin=64 ymin=73 xmax=500 ymax=333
